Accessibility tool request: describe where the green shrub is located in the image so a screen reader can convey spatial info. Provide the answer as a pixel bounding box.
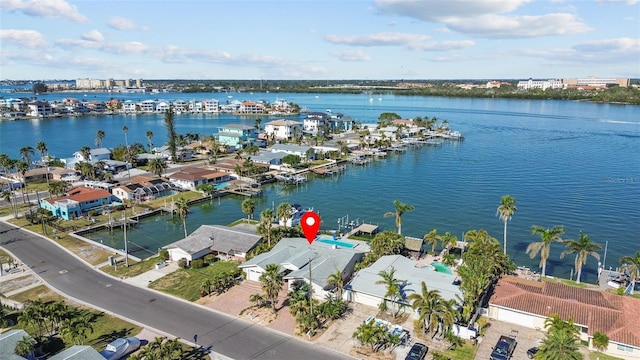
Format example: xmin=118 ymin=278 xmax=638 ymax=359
xmin=159 ymin=249 xmax=169 ymax=260
xmin=191 ymin=259 xmax=204 ymax=269
xmin=177 ymin=258 xmax=188 ymax=268
xmin=204 ymin=254 xmax=216 ymax=264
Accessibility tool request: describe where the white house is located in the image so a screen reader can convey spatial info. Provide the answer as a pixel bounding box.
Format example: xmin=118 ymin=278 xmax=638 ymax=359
xmin=239 ymin=237 xmax=366 ymax=299
xmin=156 ymin=100 xmax=171 ymax=113
xmin=138 ymin=100 xmax=156 ymax=112
xmin=303 ymin=112 xmax=330 ymax=135
xmin=264 ymin=119 xmax=303 ymax=140
xmin=344 ymin=255 xmax=462 ymax=311
xmin=27 ymin=101 xmax=53 ymax=117
xmin=270 ymin=144 xmax=315 ymax=161
xmin=202 ymin=98 xmax=219 ymax=113
xmin=163 ymin=230 xmax=214 ymax=264
xmin=489 ymin=276 xmax=640 ymax=359
xmin=168 ymin=166 xmax=231 ymax=190
xmin=122 ymin=100 xmax=137 ymax=113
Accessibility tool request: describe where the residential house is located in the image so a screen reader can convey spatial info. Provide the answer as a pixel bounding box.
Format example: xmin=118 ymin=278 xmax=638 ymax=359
xmin=238 ymin=101 xmax=265 ymax=114
xmin=264 ymin=119 xmax=303 ymax=141
xmin=488 ymin=276 xmax=640 ymax=358
xmin=138 ymin=100 xmax=156 ymax=113
xmin=202 ymin=98 xmax=219 ymax=113
xmin=41 ymin=186 xmax=115 ymax=220
xmin=216 ymin=124 xmax=259 ymax=149
xmin=250 ymin=150 xmax=286 ymax=167
xmin=156 ymin=100 xmax=171 ymax=113
xmin=168 ymin=166 xmax=231 ymax=190
xmin=239 ymin=237 xmax=367 ymax=299
xmin=122 ymin=100 xmax=137 ymax=113
xmin=271 ymin=144 xmax=315 ymax=161
xmin=167 ymin=224 xmax=263 ymax=262
xmin=329 ymin=113 xmax=355 ymax=132
xmin=0 ymin=329 xmax=33 ymax=360
xmin=153 ymin=145 xmax=194 ymax=162
xmin=344 ymin=255 xmax=462 ymax=310
xmin=49 ymin=346 xmax=105 ymax=360
xmin=73 ymin=147 xmax=112 ymax=163
xmin=173 ymin=100 xmax=189 ymax=112
xmin=303 ymin=112 xmax=330 ymax=136
xmin=188 ymin=100 xmax=202 ymax=113
xmin=112 ymin=176 xmax=174 ymax=202
xmin=27 ymin=101 xmax=53 ymax=117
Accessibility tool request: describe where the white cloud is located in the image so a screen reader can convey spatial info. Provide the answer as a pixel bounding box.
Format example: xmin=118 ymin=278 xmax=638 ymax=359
xmin=81 ymin=29 xmax=104 ymax=42
xmin=0 ymin=0 xmax=87 ymax=23
xmin=55 ymin=38 xmax=101 ymax=50
xmin=0 ymin=29 xmax=47 ymax=48
xmin=330 ymin=50 xmax=371 ymax=62
xmin=325 ymin=32 xmax=473 ymax=51
xmin=108 ymin=16 xmax=148 ymax=31
xmin=446 ymin=13 xmax=591 ymax=38
xmin=514 ymin=38 xmax=639 ymax=64
xmin=573 ymin=37 xmax=640 ymax=53
xmin=374 ymin=0 xmax=531 ymax=21
xmin=373 ymin=0 xmax=590 ymax=38
xmin=596 ymin=0 xmax=639 ymax=4
xmin=101 ymin=41 xmax=150 ymax=54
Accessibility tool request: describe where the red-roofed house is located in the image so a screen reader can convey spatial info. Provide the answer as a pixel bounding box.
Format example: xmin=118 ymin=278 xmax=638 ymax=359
xmin=40 ymin=187 xmax=115 ymax=220
xmin=489 ymin=276 xmax=640 ymax=358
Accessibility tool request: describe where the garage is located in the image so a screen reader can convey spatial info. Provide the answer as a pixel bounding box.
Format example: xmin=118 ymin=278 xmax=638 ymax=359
xmin=491 ymin=306 xmax=537 ymax=329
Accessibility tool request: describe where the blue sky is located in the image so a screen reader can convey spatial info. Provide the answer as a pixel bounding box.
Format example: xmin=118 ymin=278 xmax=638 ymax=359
xmin=1 ymin=0 xmax=639 ymax=80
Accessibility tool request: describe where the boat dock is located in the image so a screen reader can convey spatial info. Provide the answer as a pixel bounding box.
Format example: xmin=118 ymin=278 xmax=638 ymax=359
xmin=311 ymin=164 xmax=346 ymax=176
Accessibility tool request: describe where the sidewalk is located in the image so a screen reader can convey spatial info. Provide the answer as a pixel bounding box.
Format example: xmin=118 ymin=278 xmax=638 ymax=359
xmin=122 ymin=261 xmax=179 ymax=287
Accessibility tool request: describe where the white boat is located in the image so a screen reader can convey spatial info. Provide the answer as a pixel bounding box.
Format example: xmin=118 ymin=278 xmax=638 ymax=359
xmin=99 ymin=337 xmax=141 ymax=360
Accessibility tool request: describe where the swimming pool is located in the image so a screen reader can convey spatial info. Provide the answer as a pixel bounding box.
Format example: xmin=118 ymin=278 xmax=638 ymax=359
xmin=318 ymin=237 xmax=355 ymax=248
xmin=215 ymin=182 xmax=231 ymax=190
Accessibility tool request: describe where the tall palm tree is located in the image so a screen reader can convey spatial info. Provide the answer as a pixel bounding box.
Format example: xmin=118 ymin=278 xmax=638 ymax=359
xmin=0 ymin=153 xmax=11 ymax=174
xmin=537 ymin=327 xmax=582 ymax=360
xmin=440 ymin=232 xmax=458 ymax=252
xmin=259 ymin=263 xmax=283 ymax=314
xmin=174 ymin=197 xmax=190 ymax=238
xmin=35 ymin=141 xmax=48 ymax=162
xmin=326 ymin=270 xmax=344 ymax=299
xmin=276 ymin=202 xmax=292 ymax=227
xmin=80 ymin=146 xmax=91 ymax=162
xmin=146 ymin=130 xmax=154 ymax=151
xmin=241 ymin=198 xmax=256 ymax=222
xmin=496 ymin=195 xmax=517 ymax=254
xmin=527 ymin=225 xmax=565 ymax=278
xmin=408 ymin=281 xmax=453 ymax=338
xmin=147 ymin=158 xmax=167 ymax=177
xmin=19 ymin=146 xmax=35 ymax=168
xmin=164 ymin=107 xmax=178 ymax=162
xmin=620 ymin=252 xmax=640 ymax=293
xmin=423 ymin=228 xmax=441 ymax=253
xmin=260 ymin=208 xmax=275 ymax=247
xmin=375 ymin=267 xmax=403 ymax=318
xmin=384 ymin=199 xmax=414 ymax=234
xmin=560 ymin=232 xmax=602 ymax=284
xmin=96 ymin=129 xmax=105 ymax=147
xmin=2 ymin=190 xmax=17 ymax=217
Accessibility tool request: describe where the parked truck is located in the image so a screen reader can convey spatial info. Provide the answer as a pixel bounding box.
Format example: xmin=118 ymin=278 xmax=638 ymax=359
xmin=490 ymin=334 xmax=517 ymax=360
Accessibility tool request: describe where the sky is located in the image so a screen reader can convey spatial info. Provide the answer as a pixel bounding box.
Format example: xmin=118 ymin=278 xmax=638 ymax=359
xmin=1 ymin=0 xmax=639 ymax=80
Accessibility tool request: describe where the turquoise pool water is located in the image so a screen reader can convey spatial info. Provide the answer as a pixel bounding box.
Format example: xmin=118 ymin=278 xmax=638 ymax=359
xmin=215 ymin=182 xmax=231 ymax=190
xmin=318 ymin=236 xmax=355 ymax=248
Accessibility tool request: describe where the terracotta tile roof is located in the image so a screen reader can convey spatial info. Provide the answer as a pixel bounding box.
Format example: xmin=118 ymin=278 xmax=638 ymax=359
xmin=69 ymin=188 xmax=112 ymax=202
xmin=490 ymin=276 xmax=640 ymax=347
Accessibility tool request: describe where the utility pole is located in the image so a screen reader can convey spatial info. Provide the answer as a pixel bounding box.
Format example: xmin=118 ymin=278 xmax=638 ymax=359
xmin=123 ymin=212 xmax=129 ymax=267
xmin=308 ymin=257 xmax=313 ymax=317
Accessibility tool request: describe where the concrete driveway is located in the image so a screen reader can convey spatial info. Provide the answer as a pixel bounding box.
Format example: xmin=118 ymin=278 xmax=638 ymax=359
xmin=475 ymin=320 xmax=544 ymax=360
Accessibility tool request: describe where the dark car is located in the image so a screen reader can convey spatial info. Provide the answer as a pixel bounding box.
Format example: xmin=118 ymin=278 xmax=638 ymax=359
xmin=405 ymin=342 xmax=428 ymax=360
xmin=527 ymin=347 xmax=539 ymax=359
xmin=490 ymin=335 xmax=517 ymax=360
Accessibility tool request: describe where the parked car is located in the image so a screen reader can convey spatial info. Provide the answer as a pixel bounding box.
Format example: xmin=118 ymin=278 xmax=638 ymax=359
xmin=527 ymin=346 xmax=539 ymax=359
xmin=490 ymin=335 xmax=517 ymax=360
xmin=405 ymin=342 xmax=428 ymax=360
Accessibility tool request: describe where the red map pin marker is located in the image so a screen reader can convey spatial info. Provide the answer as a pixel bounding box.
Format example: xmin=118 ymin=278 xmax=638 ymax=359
xmin=301 ymin=211 xmax=321 ymax=245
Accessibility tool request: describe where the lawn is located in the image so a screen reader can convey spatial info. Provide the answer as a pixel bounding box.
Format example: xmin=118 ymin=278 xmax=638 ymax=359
xmin=100 ymin=256 xmax=164 ymax=278
xmin=149 ymin=260 xmax=240 ymax=301
xmin=143 ymin=190 xmax=203 ymax=209
xmin=9 ymin=284 xmax=67 ymax=304
xmin=542 ymin=276 xmax=588 ymax=288
xmin=589 ymin=352 xmax=624 ymax=360
xmin=441 ymin=343 xmax=477 ymax=360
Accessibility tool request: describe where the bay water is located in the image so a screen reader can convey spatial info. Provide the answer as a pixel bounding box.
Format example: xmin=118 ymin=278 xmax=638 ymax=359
xmin=1 ymin=92 xmax=638 ymax=283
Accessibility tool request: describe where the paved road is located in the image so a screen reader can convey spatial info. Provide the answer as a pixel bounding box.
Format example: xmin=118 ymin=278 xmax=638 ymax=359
xmin=0 ymin=221 xmax=353 ymax=360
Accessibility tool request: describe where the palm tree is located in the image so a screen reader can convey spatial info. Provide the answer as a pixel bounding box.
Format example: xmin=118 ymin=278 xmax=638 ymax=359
xmin=0 ymin=153 xmax=11 ymax=174
xmin=35 ymin=141 xmax=47 ymax=162
xmin=147 ymin=157 xmax=167 ymax=177
xmin=276 ymin=202 xmax=292 ymax=227
xmin=259 ymin=263 xmax=283 ymax=314
xmin=146 ymin=130 xmax=154 ymax=151
xmin=440 ymin=232 xmax=458 ymax=252
xmin=241 ymin=198 xmax=256 ymax=222
xmin=496 ymin=195 xmax=517 ymax=254
xmin=326 ymin=270 xmax=344 ymax=299
xmin=620 ymin=252 xmax=640 ymax=293
xmin=375 ymin=267 xmax=403 ymax=318
xmin=14 ymin=335 xmax=36 ymax=357
xmin=260 ymin=208 xmax=275 ymax=248
xmin=96 ymin=129 xmax=105 ymax=147
xmin=560 ymin=232 xmax=602 ymax=284
xmin=527 ymin=225 xmax=565 ymax=278
xmin=2 ymin=190 xmax=17 ymax=217
xmin=174 ymin=197 xmax=190 ymax=238
xmin=592 ymin=331 xmax=609 ymax=353
xmin=80 ymin=146 xmax=91 ymax=162
xmin=16 ymin=160 xmax=29 ymax=191
xmin=19 ymin=146 xmax=35 ymax=168
xmin=423 ymin=228 xmax=441 ymax=253
xmin=408 ymin=281 xmax=453 ymax=338
xmin=384 ymin=199 xmax=414 ymax=234
xmin=537 ymin=328 xmax=582 ymax=360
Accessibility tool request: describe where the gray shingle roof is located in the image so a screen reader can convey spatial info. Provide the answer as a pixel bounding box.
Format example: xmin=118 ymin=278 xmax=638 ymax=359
xmin=0 ymin=329 xmax=31 ymax=360
xmin=164 ymin=225 xmax=262 ymax=255
xmin=240 ymin=237 xmax=366 ymax=289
